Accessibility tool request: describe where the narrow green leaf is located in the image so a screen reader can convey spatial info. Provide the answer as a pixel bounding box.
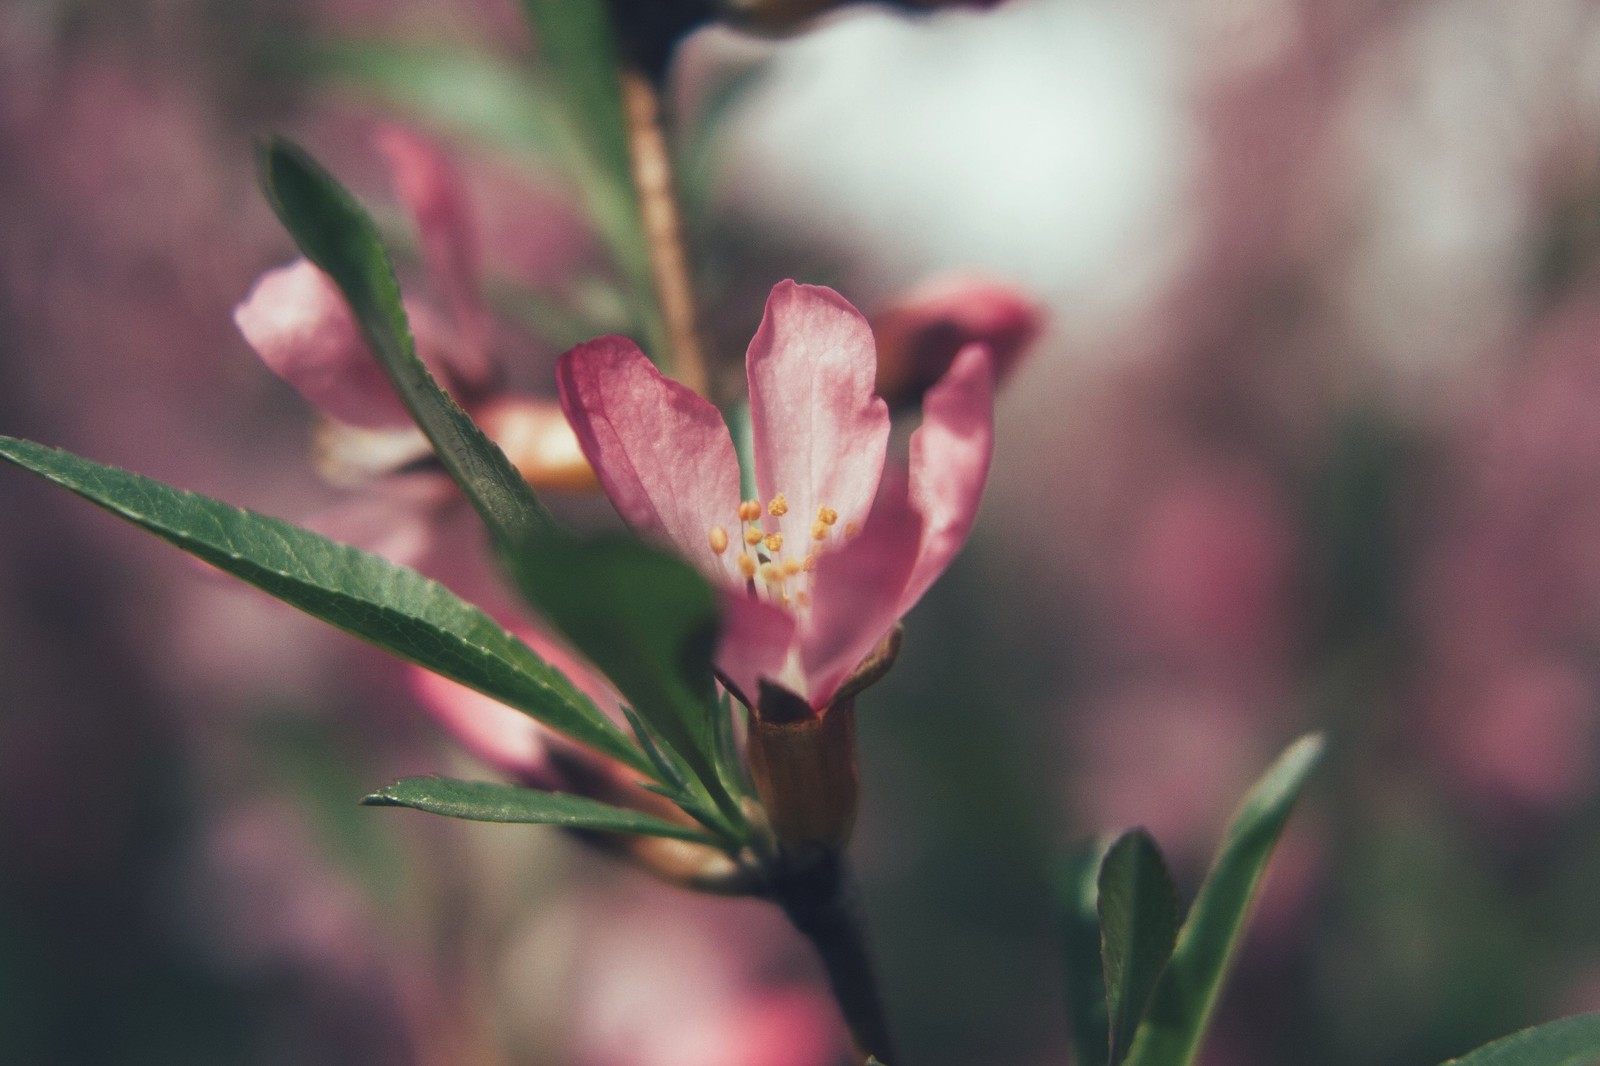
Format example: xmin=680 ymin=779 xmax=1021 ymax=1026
xmin=0 ymin=436 xmax=652 ymax=779
xmin=1123 ymin=734 xmax=1325 ymax=1066
xmin=364 ymin=776 xmax=718 ymax=843
xmin=1099 ymin=830 xmax=1182 ymax=1066
xmin=512 ymin=535 xmax=741 ymax=826
xmin=1060 ymin=838 xmax=1113 ymax=1066
xmin=1438 ymin=1013 xmax=1600 ymax=1066
xmin=258 ymin=138 xmax=554 ymax=553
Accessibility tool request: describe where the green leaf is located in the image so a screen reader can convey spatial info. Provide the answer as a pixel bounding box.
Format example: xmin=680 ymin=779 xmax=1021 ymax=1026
xmin=516 ymin=0 xmax=666 ymax=362
xmin=511 ymin=535 xmax=741 ymax=827
xmin=257 ymin=138 xmax=554 ymax=554
xmin=364 ymin=776 xmax=718 ymax=843
xmin=1098 ymin=830 xmax=1182 ymax=1066
xmin=1438 ymin=1013 xmax=1600 ymax=1066
xmin=298 ymin=39 xmax=567 ymax=162
xmin=0 ymin=436 xmax=652 ymax=779
xmin=1060 ymin=838 xmax=1113 ymax=1066
xmin=1123 ymin=734 xmax=1325 ymax=1066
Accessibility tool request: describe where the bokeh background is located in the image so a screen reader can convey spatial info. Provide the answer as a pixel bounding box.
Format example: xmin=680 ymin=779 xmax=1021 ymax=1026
xmin=4 ymin=0 xmax=1600 ymax=1063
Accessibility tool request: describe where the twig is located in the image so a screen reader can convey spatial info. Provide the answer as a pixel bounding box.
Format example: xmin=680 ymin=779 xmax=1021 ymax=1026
xmin=773 ymin=852 xmax=898 ymax=1065
xmin=619 ymin=64 xmax=712 ymax=400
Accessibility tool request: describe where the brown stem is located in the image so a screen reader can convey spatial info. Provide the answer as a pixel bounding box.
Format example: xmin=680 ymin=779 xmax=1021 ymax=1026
xmin=773 ymin=852 xmax=898 ymax=1065
xmin=618 ymin=64 xmax=712 ymax=400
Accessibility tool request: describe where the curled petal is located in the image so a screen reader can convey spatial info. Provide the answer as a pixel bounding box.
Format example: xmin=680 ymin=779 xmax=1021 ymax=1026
xmin=375 ymin=126 xmax=492 ymax=387
xmin=900 ymin=344 xmax=996 ymax=615
xmin=557 ymin=336 xmax=743 ymax=584
xmin=747 ymin=281 xmax=890 ymax=542
xmin=872 ymin=274 xmax=1041 ymax=403
xmin=716 ymin=592 xmax=798 ymax=710
xmin=802 ymin=474 xmax=925 ymax=708
xmin=234 ymin=260 xmax=410 ymax=428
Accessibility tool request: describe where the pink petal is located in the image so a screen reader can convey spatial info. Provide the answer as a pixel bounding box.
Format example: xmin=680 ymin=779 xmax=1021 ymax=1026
xmin=746 ymin=281 xmax=890 ymax=546
xmin=899 ymin=344 xmax=997 ymax=615
xmin=557 ymin=336 xmax=744 ymax=584
xmin=716 ymin=592 xmax=799 ymax=709
xmin=375 ymin=126 xmax=492 ymax=388
xmin=234 ymin=259 xmax=410 ymax=428
xmin=801 ymin=474 xmax=925 ymax=707
xmin=407 ymin=665 xmax=561 ymax=785
xmin=872 ymin=274 xmax=1042 ymax=397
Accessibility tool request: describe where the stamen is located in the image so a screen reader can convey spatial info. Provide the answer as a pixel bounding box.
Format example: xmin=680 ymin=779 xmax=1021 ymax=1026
xmin=811 ymin=520 xmax=829 ymax=541
xmin=802 ymin=554 xmax=817 ymax=572
xmin=764 ymin=532 xmax=784 ymax=553
xmin=744 ymin=526 xmax=764 ymax=546
xmin=795 ymin=590 xmax=811 ymax=607
xmin=844 ymin=521 xmax=861 ymax=540
xmin=737 ymin=552 xmax=757 ymax=579
xmin=817 ymin=506 xmax=838 ymax=526
xmin=768 ymin=493 xmax=789 ymax=517
xmin=738 ymin=499 xmax=762 ymax=522
xmin=708 ymin=526 xmax=729 ymax=554
xmin=759 ymin=562 xmax=785 ymax=586
xmin=782 ymin=558 xmax=802 ymax=576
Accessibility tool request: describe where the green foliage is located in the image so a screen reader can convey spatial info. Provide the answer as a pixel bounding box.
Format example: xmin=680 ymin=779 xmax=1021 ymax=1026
xmin=510 ymin=535 xmax=742 ymax=829
xmin=1438 ymin=1014 xmax=1600 ymax=1066
xmin=1060 ymin=838 xmax=1113 ymax=1066
xmin=1099 ymin=830 xmax=1182 ymax=1066
xmin=364 ymin=776 xmax=719 ymax=843
xmin=517 ymin=0 xmax=665 ymax=360
xmin=258 ymin=138 xmax=556 ymax=555
xmin=0 ymin=436 xmax=652 ymax=779
xmin=299 ymin=40 xmax=567 ymax=162
xmin=1123 ymin=734 xmax=1325 ymax=1066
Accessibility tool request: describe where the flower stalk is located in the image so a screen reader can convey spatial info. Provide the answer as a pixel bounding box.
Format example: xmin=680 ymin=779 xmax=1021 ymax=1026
xmin=771 ymin=849 xmax=897 ymax=1065
xmin=619 ymin=61 xmax=712 ymax=399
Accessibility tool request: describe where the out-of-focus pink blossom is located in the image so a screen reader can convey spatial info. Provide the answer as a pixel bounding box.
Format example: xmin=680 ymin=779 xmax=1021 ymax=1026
xmin=870 ymin=273 xmax=1042 ymax=403
xmin=564 ymin=886 xmax=844 ymax=1066
xmin=559 ymin=280 xmax=996 ymax=711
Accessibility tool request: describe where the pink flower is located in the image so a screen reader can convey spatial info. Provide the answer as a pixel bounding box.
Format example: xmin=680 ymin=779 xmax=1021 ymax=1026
xmin=558 ymin=280 xmax=997 ymax=712
xmin=234 ymin=126 xmax=593 ymax=497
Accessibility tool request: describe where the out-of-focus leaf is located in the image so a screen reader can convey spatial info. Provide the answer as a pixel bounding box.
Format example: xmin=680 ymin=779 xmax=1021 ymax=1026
xmin=512 ymin=535 xmax=742 ymax=827
xmin=1124 ymin=734 xmax=1324 ymax=1066
xmin=1060 ymin=838 xmax=1112 ymax=1066
xmin=1099 ymin=830 xmax=1182 ymax=1065
xmin=1438 ymin=1014 xmax=1600 ymax=1065
xmin=299 ymin=40 xmax=566 ymax=161
xmin=0 ymin=436 xmax=654 ymax=778
xmin=258 ymin=138 xmax=555 ymax=554
xmin=517 ymin=0 xmax=664 ymax=360
xmin=364 ymin=776 xmax=717 ymax=842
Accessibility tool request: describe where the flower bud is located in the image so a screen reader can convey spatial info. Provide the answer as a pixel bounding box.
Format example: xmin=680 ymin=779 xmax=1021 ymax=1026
xmin=718 ymin=0 xmax=1007 ymax=34
xmin=872 ymin=275 xmax=1042 ymax=408
xmin=475 ymin=396 xmax=600 ymax=492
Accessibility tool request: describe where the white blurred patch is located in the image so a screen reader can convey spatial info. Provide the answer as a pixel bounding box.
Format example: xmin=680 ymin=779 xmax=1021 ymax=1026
xmin=714 ymin=0 xmax=1192 ymax=327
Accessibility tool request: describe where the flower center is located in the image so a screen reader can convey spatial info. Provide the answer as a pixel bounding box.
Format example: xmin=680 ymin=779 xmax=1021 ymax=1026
xmin=706 ymin=492 xmax=859 ymax=610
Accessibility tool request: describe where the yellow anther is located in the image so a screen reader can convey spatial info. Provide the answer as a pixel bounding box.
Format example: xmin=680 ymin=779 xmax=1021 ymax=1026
xmin=764 ymin=532 xmax=784 ymax=553
xmin=744 ymin=526 xmax=764 ymax=546
xmin=759 ymin=562 xmax=786 ymax=586
xmin=768 ymin=493 xmax=789 ymax=517
xmin=802 ymin=553 xmax=817 ymax=572
xmin=708 ymin=526 xmax=730 ymax=555
xmin=737 ymin=552 xmax=757 ymax=579
xmin=796 ymin=590 xmax=811 ymax=607
xmin=811 ymin=520 xmax=829 ymax=541
xmin=817 ymin=506 xmax=838 ymax=526
xmin=844 ymin=521 xmax=861 ymax=539
xmin=738 ymin=499 xmax=762 ymax=522
xmin=782 ymin=558 xmax=802 ymax=576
